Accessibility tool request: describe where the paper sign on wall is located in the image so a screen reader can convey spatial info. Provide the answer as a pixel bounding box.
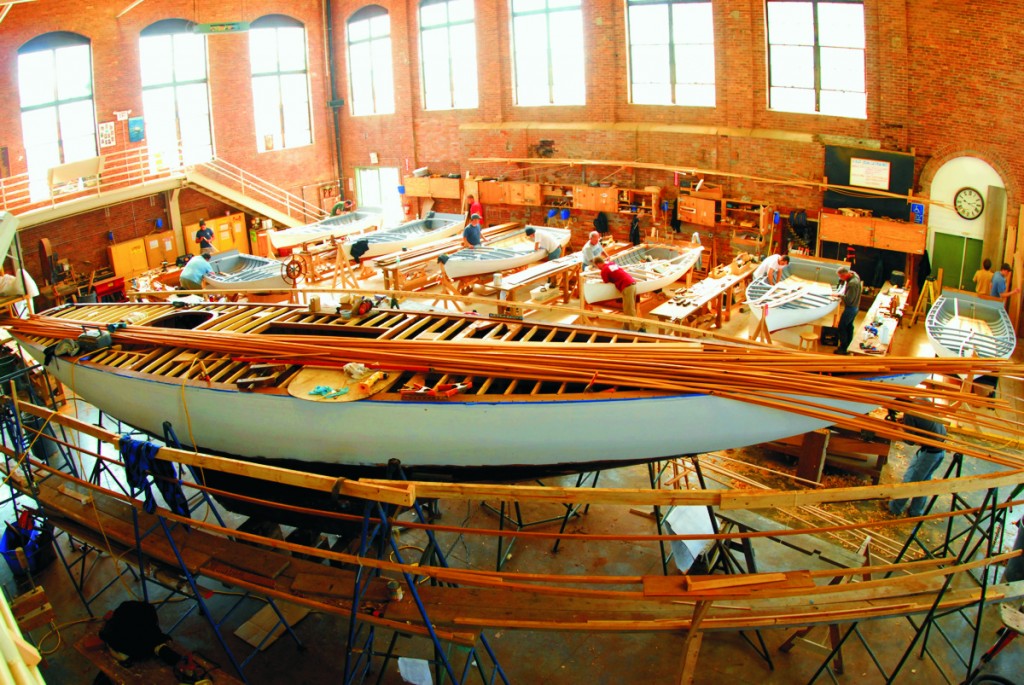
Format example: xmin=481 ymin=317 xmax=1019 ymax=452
xmin=99 ymin=122 xmax=116 ymax=148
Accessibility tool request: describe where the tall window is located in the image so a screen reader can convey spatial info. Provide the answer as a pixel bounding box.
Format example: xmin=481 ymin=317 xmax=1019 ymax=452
xmin=348 ymin=6 xmax=395 ymax=116
xmin=17 ymin=32 xmax=98 ymax=200
xmin=356 ymin=167 xmax=403 ymax=226
xmin=250 ymin=15 xmax=312 ymax=152
xmin=511 ymin=0 xmax=585 ymax=106
xmin=140 ymin=20 xmax=214 ymax=170
xmin=627 ymin=0 xmax=715 ymax=107
xmin=419 ymin=0 xmax=478 ymax=110
xmin=766 ymin=0 xmax=865 ymax=117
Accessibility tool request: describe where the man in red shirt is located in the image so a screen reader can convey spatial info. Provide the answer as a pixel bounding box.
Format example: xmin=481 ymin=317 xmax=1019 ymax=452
xmin=593 ymin=256 xmax=640 ymax=330
xmin=465 ymin=194 xmax=484 ymax=224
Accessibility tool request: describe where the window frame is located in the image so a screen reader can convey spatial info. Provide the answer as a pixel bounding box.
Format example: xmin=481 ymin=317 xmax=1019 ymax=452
xmin=510 ymin=0 xmax=586 ymax=107
xmin=17 ymin=32 xmax=98 ymax=200
xmin=418 ymin=0 xmax=479 ymax=111
xmin=250 ymin=14 xmax=314 ymax=152
xmin=626 ymin=0 xmax=716 ymax=107
xmin=765 ymin=0 xmax=866 ymax=118
xmin=347 ymin=5 xmax=395 ymax=116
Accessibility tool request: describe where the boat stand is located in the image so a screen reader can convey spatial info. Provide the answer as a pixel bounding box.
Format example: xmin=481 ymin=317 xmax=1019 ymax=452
xmin=343 ymin=459 xmax=508 ymax=685
xmin=483 ymin=469 xmax=601 ymax=571
xmin=806 ymin=484 xmax=1007 ymax=685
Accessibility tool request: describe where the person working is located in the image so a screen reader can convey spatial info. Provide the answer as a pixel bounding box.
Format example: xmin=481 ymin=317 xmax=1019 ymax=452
xmin=195 ymin=219 xmax=215 ymax=256
xmin=592 ymin=256 xmax=640 ymax=331
xmin=889 ymin=404 xmax=948 ymax=518
xmin=973 ymin=258 xmax=994 ymax=296
xmin=462 ymin=213 xmax=483 ymax=248
xmin=465 ymin=194 xmax=483 ymax=223
xmin=525 ymin=227 xmax=562 ymax=261
xmin=581 ymin=231 xmax=604 ymax=267
xmin=179 ymin=253 xmax=214 ymax=291
xmin=990 ymin=262 xmax=1020 ymax=300
xmin=831 ymin=265 xmax=862 ymax=355
xmin=752 ymin=253 xmax=791 ymax=285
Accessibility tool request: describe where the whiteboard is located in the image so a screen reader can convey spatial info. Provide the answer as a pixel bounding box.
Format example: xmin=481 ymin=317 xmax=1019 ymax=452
xmin=850 ymin=157 xmax=891 ymax=190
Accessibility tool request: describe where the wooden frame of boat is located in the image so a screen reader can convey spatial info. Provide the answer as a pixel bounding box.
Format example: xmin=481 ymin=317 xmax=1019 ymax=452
xmin=203 ymin=249 xmax=291 ymax=291
xmin=926 ymin=289 xmax=1017 ymax=359
xmin=745 ymin=255 xmax=847 ymax=332
xmin=341 ymin=212 xmax=466 ymax=260
xmin=442 ymin=225 xmax=572 ymax=279
xmin=581 ymin=243 xmax=704 ymax=304
xmin=267 ymin=209 xmax=384 ymax=252
xmin=3 ymin=299 xmax=1008 ymax=481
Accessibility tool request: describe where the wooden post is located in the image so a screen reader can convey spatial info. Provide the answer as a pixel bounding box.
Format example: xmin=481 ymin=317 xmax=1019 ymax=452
xmin=677 ymin=600 xmax=712 ymax=685
xmin=795 ymin=429 xmax=831 ymax=483
xmin=750 ymin=304 xmax=773 ymax=344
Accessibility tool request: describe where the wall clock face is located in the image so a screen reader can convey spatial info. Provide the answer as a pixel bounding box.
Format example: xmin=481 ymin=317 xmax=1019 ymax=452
xmin=954 ymin=187 xmax=984 ymax=220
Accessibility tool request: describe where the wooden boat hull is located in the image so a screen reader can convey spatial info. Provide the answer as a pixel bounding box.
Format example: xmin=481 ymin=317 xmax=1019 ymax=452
xmin=746 ymin=256 xmax=845 ymax=332
xmin=582 ymin=244 xmax=703 ymax=304
xmin=342 ymin=213 xmax=465 ymax=260
xmin=20 ymin=338 xmax=921 ymax=474
xmin=268 ymin=210 xmax=383 ymax=252
xmin=926 ymin=291 xmax=1016 ymax=359
xmin=204 ymin=250 xmax=291 ymax=290
xmin=443 ymin=226 xmax=571 ymax=279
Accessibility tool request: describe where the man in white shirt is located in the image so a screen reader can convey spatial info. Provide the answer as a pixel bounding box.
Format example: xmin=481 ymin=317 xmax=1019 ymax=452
xmin=752 ymin=253 xmax=791 ymax=285
xmin=525 ymin=227 xmax=562 ymax=261
xmin=581 ymin=231 xmax=604 ymax=267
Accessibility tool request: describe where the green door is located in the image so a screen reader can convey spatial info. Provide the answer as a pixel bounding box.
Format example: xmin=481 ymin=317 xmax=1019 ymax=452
xmin=931 ymin=233 xmax=984 ymax=290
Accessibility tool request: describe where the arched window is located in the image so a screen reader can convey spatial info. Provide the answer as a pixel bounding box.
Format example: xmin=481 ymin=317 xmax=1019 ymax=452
xmin=627 ymin=0 xmax=715 ymax=107
xmin=766 ymin=0 xmax=865 ymax=117
xmin=17 ymin=32 xmax=98 ymax=200
xmin=140 ymin=19 xmax=214 ymax=169
xmin=419 ymin=0 xmax=478 ymax=110
xmin=250 ymin=15 xmax=312 ymax=152
xmin=510 ymin=0 xmax=585 ymax=106
xmin=347 ymin=5 xmax=395 ymax=116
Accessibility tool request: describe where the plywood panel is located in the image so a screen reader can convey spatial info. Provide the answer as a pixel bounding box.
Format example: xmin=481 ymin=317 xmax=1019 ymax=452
xmin=819 ymin=213 xmax=874 ymax=247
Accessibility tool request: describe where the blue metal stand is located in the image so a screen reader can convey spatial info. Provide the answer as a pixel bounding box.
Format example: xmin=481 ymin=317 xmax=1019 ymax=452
xmin=342 ymin=459 xmax=509 ymax=685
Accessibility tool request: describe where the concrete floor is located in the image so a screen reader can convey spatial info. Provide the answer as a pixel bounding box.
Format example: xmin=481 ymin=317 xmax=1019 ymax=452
xmin=3 ymin=290 xmax=1023 ymax=684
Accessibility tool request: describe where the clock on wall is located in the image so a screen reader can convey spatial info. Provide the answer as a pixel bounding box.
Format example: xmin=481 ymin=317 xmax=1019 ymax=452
xmin=954 ymin=187 xmax=984 ymax=220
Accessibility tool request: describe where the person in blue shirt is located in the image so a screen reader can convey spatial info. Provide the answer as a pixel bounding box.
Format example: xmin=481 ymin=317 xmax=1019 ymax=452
xmin=195 ymin=219 xmax=215 ymax=256
xmin=462 ymin=213 xmax=483 ymax=248
xmin=179 ymin=253 xmax=213 ymax=291
xmin=990 ymin=263 xmax=1019 ymax=300
xmin=889 ymin=405 xmax=948 ymax=518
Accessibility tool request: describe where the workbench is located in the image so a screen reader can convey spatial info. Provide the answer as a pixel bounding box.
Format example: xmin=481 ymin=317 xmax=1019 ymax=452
xmin=495 ymin=253 xmax=581 ymax=316
xmin=650 ymin=261 xmax=757 ymax=331
xmin=847 ymin=282 xmax=907 ymax=355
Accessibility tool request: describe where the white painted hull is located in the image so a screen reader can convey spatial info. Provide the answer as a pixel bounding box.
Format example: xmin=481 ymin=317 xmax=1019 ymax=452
xmin=582 ymin=245 xmax=702 ymax=304
xmin=443 ymin=226 xmax=571 ymax=279
xmin=268 ymin=211 xmax=383 ymax=251
xmin=22 ymin=340 xmax=922 ymax=471
xmin=204 ymin=252 xmax=291 ymax=290
xmin=342 ymin=213 xmax=465 ymax=260
xmin=926 ymin=292 xmax=1016 ymax=359
xmin=746 ymin=257 xmax=845 ymax=332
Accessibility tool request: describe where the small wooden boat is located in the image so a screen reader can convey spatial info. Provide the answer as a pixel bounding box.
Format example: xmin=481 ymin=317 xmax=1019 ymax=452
xmin=582 ymin=244 xmax=703 ymax=304
xmin=343 ymin=212 xmax=466 ymax=260
xmin=203 ymin=250 xmax=292 ymax=290
xmin=442 ymin=226 xmax=571 ymax=279
xmin=926 ymin=290 xmax=1016 ymax=358
xmin=268 ymin=210 xmax=383 ymax=253
xmin=746 ymin=255 xmax=846 ymax=332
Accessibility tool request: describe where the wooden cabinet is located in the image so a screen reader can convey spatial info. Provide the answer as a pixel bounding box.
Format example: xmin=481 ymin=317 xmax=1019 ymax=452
xmin=185 ymin=212 xmax=249 ymax=256
xmin=617 ymin=187 xmax=660 ymax=221
xmin=108 ymin=238 xmax=149 ymax=278
xmin=143 ymin=230 xmax=177 ymax=269
xmin=477 ymin=181 xmax=506 ymax=205
xmin=574 ymin=186 xmax=617 ymax=213
xmin=402 ymin=176 xmax=430 ymax=197
xmin=818 ymin=214 xmax=925 ymax=255
xmin=428 ymin=177 xmax=462 ymax=199
xmin=677 ymin=195 xmax=716 ymax=227
xmin=540 ymin=184 xmax=573 ymax=209
xmin=506 ymin=182 xmax=541 ymax=206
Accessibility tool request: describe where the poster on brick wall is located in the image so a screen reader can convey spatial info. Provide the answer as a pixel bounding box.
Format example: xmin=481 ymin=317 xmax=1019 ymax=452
xmin=99 ymin=122 xmax=115 ymax=148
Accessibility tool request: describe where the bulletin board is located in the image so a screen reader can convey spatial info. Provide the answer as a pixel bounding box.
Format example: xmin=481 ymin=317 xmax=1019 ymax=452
xmin=824 ymin=146 xmax=915 ymax=220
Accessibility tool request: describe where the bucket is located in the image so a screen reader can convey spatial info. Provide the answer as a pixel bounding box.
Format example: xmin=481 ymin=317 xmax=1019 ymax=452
xmin=0 ymin=524 xmax=54 ymax=577
xmin=20 ymin=413 xmax=58 ymax=460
